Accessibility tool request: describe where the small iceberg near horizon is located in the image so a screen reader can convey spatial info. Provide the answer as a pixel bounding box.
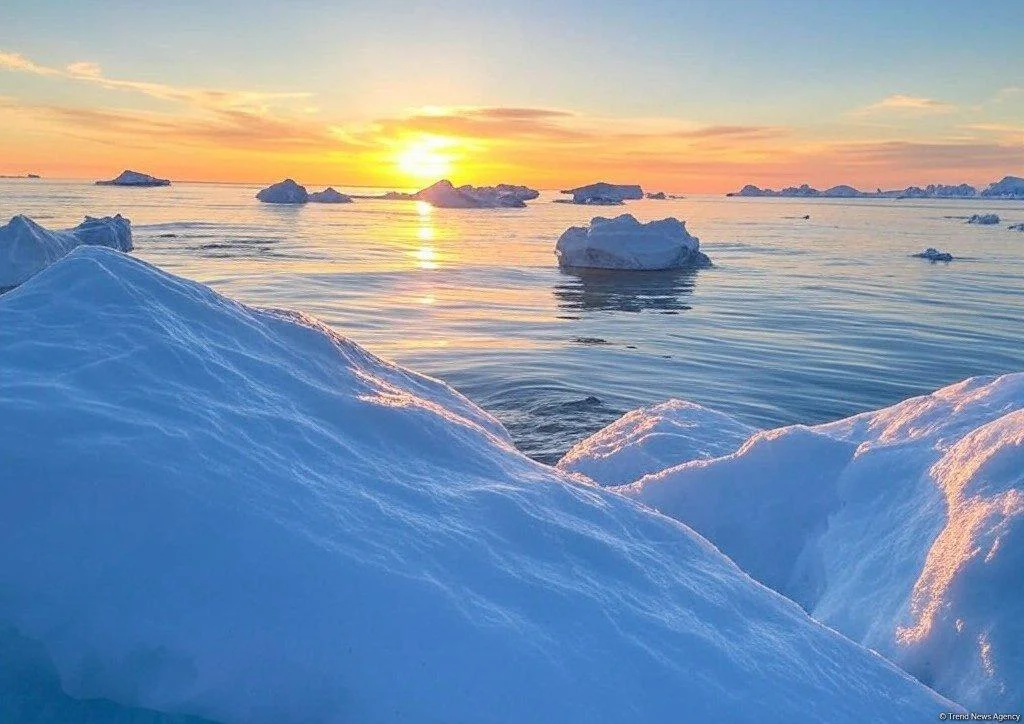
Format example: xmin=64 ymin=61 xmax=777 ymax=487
xmin=559 ymin=182 xmax=644 ymax=205
xmin=308 ymin=187 xmax=352 ymax=203
xmin=95 ymin=169 xmax=170 ymax=187
xmin=967 ymin=213 xmax=1000 ymax=225
xmin=912 ymin=247 xmax=954 ymax=262
xmin=256 ymin=178 xmax=309 ymax=204
xmin=556 ymin=214 xmax=711 ymax=271
xmin=1008 ymin=222 xmax=1024 ymax=231
xmin=0 ymin=214 xmax=132 ymax=290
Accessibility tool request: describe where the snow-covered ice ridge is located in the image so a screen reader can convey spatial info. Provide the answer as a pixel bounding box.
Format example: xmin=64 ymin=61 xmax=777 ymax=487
xmin=556 ymin=214 xmax=711 ymax=270
xmin=0 ymin=246 xmax=953 ymax=723
xmin=0 ymin=214 xmax=132 ymax=289
xmin=96 ymin=169 xmax=170 ymax=186
xmin=728 ymin=175 xmax=1024 ymax=199
xmin=561 ymin=378 xmax=1024 ymax=710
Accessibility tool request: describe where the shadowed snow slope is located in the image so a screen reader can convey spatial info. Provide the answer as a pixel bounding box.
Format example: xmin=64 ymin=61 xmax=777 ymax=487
xmin=0 ymin=214 xmax=132 ymax=289
xmin=597 ymin=375 xmax=1024 ymax=710
xmin=558 ymin=399 xmax=757 ymax=486
xmin=0 ymin=247 xmax=951 ymax=723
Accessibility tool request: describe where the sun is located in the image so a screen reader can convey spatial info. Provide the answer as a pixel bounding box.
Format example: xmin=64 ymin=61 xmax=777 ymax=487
xmin=396 ymin=136 xmax=455 ymax=182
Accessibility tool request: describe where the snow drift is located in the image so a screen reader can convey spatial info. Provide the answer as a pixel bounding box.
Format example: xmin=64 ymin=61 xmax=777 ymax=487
xmin=256 ymin=178 xmax=308 ymax=204
xmin=0 ymin=246 xmax=951 ymax=723
xmin=96 ymin=169 xmax=170 ymax=186
xmin=566 ymin=376 xmax=1024 ymax=710
xmin=0 ymin=214 xmax=132 ymax=289
xmin=556 ymin=214 xmax=711 ymax=270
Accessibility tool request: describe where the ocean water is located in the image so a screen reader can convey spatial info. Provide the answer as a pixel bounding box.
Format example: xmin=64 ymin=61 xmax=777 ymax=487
xmin=4 ymin=179 xmax=1023 ymax=462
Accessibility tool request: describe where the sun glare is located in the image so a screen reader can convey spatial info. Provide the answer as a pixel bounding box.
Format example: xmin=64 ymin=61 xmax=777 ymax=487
xmin=396 ymin=137 xmax=455 ymax=182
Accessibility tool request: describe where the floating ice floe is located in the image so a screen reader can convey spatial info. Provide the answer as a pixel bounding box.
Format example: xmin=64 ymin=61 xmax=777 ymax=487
xmin=418 ymin=180 xmax=531 ymax=208
xmin=646 ymin=191 xmax=667 ymax=200
xmin=95 ymin=169 xmax=170 ymax=186
xmin=0 ymin=246 xmax=953 ymax=723
xmin=565 ymin=375 xmax=1024 ymax=710
xmin=0 ymin=214 xmax=132 ymax=289
xmin=913 ymin=248 xmax=954 ymax=262
xmin=967 ymin=214 xmax=1000 ymax=225
xmin=555 ymin=214 xmax=711 ymax=270
xmin=1008 ymin=223 xmax=1024 ymax=232
xmin=561 ymin=182 xmax=644 ymax=204
xmin=256 ymin=178 xmax=309 ymax=204
xmin=308 ymin=187 xmax=352 ymax=203
xmin=558 ymin=399 xmax=757 ymax=486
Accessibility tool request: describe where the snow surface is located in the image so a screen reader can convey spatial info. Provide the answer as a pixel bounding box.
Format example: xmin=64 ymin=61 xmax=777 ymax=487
xmin=308 ymin=187 xmax=352 ymax=203
xmin=558 ymin=399 xmax=757 ymax=486
xmin=555 ymin=214 xmax=711 ymax=270
xmin=96 ymin=169 xmax=170 ymax=186
xmin=256 ymin=178 xmax=308 ymax=204
xmin=573 ymin=375 xmax=1024 ymax=710
xmin=0 ymin=214 xmax=132 ymax=289
xmin=967 ymin=214 xmax=1000 ymax=225
xmin=561 ymin=182 xmax=644 ymax=204
xmin=913 ymin=248 xmax=954 ymax=262
xmin=0 ymin=246 xmax=953 ymax=723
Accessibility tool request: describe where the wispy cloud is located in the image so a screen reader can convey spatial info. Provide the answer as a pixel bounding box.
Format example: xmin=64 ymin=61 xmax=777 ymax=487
xmin=855 ymin=94 xmax=957 ymax=116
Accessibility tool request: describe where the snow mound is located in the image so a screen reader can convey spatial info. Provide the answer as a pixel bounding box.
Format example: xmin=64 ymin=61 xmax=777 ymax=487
xmin=558 ymin=399 xmax=757 ymax=486
xmin=0 ymin=214 xmax=132 ymax=290
xmin=0 ymin=246 xmax=951 ymax=723
xmin=556 ymin=214 xmax=711 ymax=270
xmin=308 ymin=187 xmax=352 ymax=203
xmin=414 ymin=180 xmax=528 ymax=208
xmin=913 ymin=248 xmax=954 ymax=262
xmin=256 ymin=178 xmax=308 ymax=204
xmin=95 ymin=169 xmax=170 ymax=186
xmin=967 ymin=214 xmax=1000 ymax=225
xmin=561 ymin=182 xmax=644 ymax=204
xmin=607 ymin=374 xmax=1024 ymax=710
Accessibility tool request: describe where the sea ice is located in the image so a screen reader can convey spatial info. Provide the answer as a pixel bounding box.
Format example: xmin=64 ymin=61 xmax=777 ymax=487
xmin=308 ymin=187 xmax=352 ymax=203
xmin=913 ymin=248 xmax=954 ymax=262
xmin=555 ymin=214 xmax=710 ymax=270
xmin=95 ymin=169 xmax=170 ymax=186
xmin=568 ymin=375 xmax=1024 ymax=710
xmin=967 ymin=214 xmax=1000 ymax=225
xmin=0 ymin=246 xmax=953 ymax=723
xmin=256 ymin=178 xmax=309 ymax=204
xmin=0 ymin=214 xmax=132 ymax=289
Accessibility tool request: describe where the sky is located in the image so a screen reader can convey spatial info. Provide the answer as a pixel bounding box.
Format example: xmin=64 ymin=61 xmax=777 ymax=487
xmin=0 ymin=0 xmax=1022 ymax=191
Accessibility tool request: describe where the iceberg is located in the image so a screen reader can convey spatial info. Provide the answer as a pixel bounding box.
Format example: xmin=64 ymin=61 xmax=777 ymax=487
xmin=567 ymin=375 xmax=1024 ymax=710
xmin=256 ymin=178 xmax=309 ymax=204
xmin=967 ymin=213 xmax=1000 ymax=225
xmin=555 ymin=214 xmax=710 ymax=271
xmin=980 ymin=176 xmax=1024 ymax=199
xmin=912 ymin=248 xmax=954 ymax=262
xmin=0 ymin=214 xmax=132 ymax=290
xmin=726 ymin=181 xmax=985 ymax=199
xmin=308 ymin=187 xmax=352 ymax=203
xmin=413 ymin=179 xmax=529 ymax=208
xmin=95 ymin=169 xmax=170 ymax=187
xmin=560 ymin=182 xmax=644 ymax=204
xmin=0 ymin=246 xmax=953 ymax=723
xmin=646 ymin=191 xmax=667 ymax=200
xmin=1008 ymin=223 xmax=1024 ymax=232
xmin=558 ymin=400 xmax=757 ymax=486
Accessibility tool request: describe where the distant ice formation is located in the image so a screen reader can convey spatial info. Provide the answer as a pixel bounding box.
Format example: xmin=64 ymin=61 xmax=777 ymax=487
xmin=728 ymin=176 xmax=1024 ymax=199
xmin=256 ymin=178 xmax=309 ymax=204
xmin=308 ymin=187 xmax=352 ymax=203
xmin=375 ymin=180 xmax=536 ymax=208
xmin=555 ymin=214 xmax=710 ymax=270
xmin=0 ymin=214 xmax=132 ymax=289
xmin=1008 ymin=223 xmax=1024 ymax=232
xmin=646 ymin=191 xmax=667 ymax=200
xmin=980 ymin=176 xmax=1024 ymax=198
xmin=95 ymin=169 xmax=170 ymax=187
xmin=564 ymin=374 xmax=1024 ymax=710
xmin=0 ymin=246 xmax=953 ymax=723
xmin=913 ymin=248 xmax=954 ymax=262
xmin=967 ymin=214 xmax=1000 ymax=225
xmin=560 ymin=182 xmax=644 ymax=205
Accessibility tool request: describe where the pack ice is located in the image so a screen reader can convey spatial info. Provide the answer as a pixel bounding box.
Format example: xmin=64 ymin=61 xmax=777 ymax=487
xmin=564 ymin=377 xmax=1024 ymax=710
xmin=0 ymin=247 xmax=951 ymax=723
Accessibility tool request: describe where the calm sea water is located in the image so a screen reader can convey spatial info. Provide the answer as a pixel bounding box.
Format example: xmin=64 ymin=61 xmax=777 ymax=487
xmin=4 ymin=180 xmax=1023 ymax=462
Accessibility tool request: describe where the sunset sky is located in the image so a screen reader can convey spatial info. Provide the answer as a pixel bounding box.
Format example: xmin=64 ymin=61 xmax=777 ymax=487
xmin=1 ymin=0 xmax=1021 ymax=191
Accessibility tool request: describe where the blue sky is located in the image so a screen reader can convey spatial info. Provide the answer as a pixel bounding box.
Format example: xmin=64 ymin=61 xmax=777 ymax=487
xmin=1 ymin=0 xmax=1021 ymax=188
